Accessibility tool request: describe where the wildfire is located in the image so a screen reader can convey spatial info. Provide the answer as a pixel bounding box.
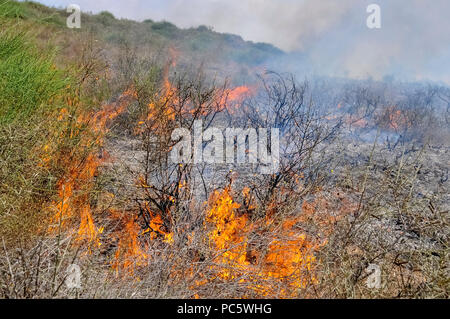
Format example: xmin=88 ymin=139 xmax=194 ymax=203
xmin=386 ymin=107 xmax=408 ymax=131
xmin=110 ymin=207 xmax=174 ymax=275
xmin=345 ymin=115 xmax=369 ymax=128
xmin=137 ymin=47 xmax=255 ymax=136
xmin=168 ymin=46 xmax=180 ymax=68
xmin=43 ymin=44 xmax=350 ymax=297
xmin=206 ymin=187 xmax=249 ymax=279
xmin=142 ymin=201 xmax=174 ymax=244
xmin=137 ymin=52 xmax=179 ymax=134
xmin=48 ymin=89 xmax=135 ymax=250
xmin=77 ymin=205 xmax=103 ymax=249
xmin=108 ymin=184 xmax=327 ymax=295
xmin=112 ymin=214 xmax=149 ymax=275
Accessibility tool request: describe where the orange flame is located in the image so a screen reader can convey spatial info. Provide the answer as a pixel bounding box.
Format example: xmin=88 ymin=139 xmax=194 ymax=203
xmin=219 ymin=86 xmax=254 ymax=113
xmin=207 ymin=187 xmax=249 ymax=279
xmin=387 ymin=107 xmax=408 ymax=131
xmin=112 ymin=215 xmax=149 ymax=275
xmin=142 ymin=202 xmax=174 ymax=244
xmin=204 ymin=187 xmax=327 ymax=297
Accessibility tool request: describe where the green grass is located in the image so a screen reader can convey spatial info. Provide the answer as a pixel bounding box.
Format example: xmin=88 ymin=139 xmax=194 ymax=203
xmin=0 ymin=28 xmax=68 ymax=123
xmin=0 ymin=13 xmax=74 ymax=242
xmin=0 ymin=0 xmax=284 ymax=69
xmin=0 ymin=0 xmax=29 ymax=19
xmin=0 ymin=0 xmax=65 ymax=25
xmin=0 ymin=1 xmax=70 ymax=124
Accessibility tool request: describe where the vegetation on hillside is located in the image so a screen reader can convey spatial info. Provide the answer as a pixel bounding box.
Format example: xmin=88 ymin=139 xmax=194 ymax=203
xmin=0 ymin=1 xmax=448 ymax=299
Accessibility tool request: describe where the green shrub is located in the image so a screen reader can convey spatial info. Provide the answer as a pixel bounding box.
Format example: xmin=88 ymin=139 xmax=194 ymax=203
xmin=0 ymin=28 xmax=67 ymax=123
xmin=0 ymin=0 xmax=29 ymax=19
xmin=151 ymin=21 xmax=178 ymax=37
xmin=99 ymin=10 xmax=115 ymax=19
xmin=96 ymin=10 xmax=115 ymax=25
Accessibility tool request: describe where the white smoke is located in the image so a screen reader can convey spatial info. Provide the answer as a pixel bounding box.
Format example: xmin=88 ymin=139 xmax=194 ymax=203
xmin=36 ymin=0 xmax=450 ymax=83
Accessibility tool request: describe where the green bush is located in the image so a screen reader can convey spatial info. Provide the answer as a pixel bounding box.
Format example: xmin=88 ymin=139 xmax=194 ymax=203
xmin=0 ymin=28 xmax=67 ymax=123
xmin=151 ymin=21 xmax=178 ymax=37
xmin=0 ymin=0 xmax=29 ymax=19
xmin=96 ymin=10 xmax=115 ymax=25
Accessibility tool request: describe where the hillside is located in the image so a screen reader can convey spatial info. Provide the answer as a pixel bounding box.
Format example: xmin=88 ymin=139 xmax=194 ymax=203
xmin=1 ymin=1 xmax=283 ymax=76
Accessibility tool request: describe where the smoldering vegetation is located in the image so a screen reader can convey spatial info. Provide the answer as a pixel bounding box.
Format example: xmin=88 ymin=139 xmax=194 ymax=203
xmin=0 ymin=1 xmax=448 ymax=299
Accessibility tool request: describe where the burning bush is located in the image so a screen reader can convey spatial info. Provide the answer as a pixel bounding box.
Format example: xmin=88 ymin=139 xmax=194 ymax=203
xmin=0 ymin=3 xmax=448 ymax=300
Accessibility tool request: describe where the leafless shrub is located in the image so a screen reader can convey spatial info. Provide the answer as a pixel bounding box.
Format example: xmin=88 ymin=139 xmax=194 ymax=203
xmin=237 ymin=72 xmax=341 ymax=214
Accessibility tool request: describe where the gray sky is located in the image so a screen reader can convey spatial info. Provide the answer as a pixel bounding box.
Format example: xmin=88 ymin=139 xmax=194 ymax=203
xmin=35 ymin=0 xmax=450 ymax=83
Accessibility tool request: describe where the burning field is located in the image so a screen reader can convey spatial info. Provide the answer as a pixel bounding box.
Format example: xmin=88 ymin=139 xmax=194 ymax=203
xmin=0 ymin=1 xmax=449 ymax=300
